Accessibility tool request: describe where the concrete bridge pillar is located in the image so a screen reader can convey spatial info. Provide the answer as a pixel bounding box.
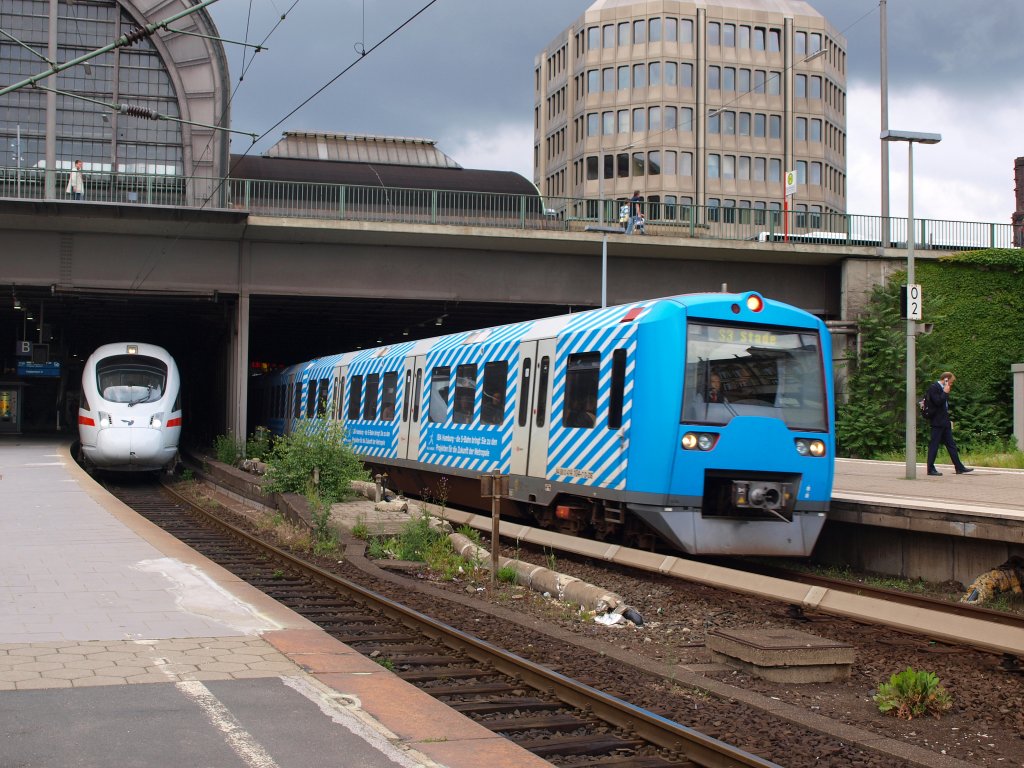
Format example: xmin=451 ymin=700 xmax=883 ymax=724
xmin=1013 ymin=363 xmax=1024 ymax=451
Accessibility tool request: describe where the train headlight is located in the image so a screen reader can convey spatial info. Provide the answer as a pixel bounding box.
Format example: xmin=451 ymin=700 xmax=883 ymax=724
xmin=98 ymin=411 xmax=112 ymax=428
xmin=150 ymin=413 xmax=163 ymax=429
xmin=682 ymin=432 xmax=718 ymax=451
xmin=795 ymin=438 xmax=827 ymax=457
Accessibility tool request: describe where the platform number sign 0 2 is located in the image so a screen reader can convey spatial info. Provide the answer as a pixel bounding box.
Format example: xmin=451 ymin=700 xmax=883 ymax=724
xmin=900 ymin=284 xmax=923 ymax=321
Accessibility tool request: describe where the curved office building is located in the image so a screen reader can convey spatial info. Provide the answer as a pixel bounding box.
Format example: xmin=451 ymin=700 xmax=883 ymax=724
xmin=0 ymin=0 xmax=230 ymax=202
xmin=535 ymin=0 xmax=847 ymax=228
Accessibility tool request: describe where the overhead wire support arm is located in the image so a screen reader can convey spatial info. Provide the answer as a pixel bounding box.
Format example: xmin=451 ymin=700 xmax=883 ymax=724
xmin=0 ymin=27 xmax=54 ymax=66
xmin=164 ymin=26 xmax=267 ymax=53
xmin=0 ymin=0 xmax=222 ymax=97
xmin=28 ymin=83 xmax=258 ymax=142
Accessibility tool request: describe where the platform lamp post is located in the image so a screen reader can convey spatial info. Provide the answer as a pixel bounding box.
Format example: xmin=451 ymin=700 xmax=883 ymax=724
xmin=881 ymin=129 xmax=941 ymax=480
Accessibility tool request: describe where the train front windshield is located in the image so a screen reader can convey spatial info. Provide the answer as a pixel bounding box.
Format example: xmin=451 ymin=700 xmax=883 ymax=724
xmin=681 ymin=321 xmax=827 ymax=431
xmin=96 ymin=355 xmax=167 ymax=404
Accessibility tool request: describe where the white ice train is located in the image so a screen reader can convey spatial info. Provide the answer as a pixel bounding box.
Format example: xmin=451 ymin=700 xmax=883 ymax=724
xmin=77 ymin=342 xmax=182 ymax=472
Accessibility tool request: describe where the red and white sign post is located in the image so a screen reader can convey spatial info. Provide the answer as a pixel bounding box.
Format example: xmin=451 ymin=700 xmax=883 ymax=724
xmin=784 ymin=169 xmax=798 ymax=243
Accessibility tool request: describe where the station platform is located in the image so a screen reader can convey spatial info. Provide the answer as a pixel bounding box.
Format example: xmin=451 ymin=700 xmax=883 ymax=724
xmin=0 ymin=436 xmax=549 ymax=768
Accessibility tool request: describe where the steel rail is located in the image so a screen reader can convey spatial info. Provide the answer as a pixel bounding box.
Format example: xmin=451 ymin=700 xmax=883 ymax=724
xmin=160 ymin=481 xmax=780 ymax=768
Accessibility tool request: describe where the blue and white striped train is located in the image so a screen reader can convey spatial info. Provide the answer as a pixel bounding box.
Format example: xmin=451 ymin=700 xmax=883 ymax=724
xmin=254 ymin=292 xmax=834 ymax=556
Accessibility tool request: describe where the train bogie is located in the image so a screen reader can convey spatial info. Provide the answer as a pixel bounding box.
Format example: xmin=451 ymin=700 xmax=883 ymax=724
xmin=78 ymin=343 xmax=182 ymax=473
xmin=255 ymin=292 xmax=834 ymax=557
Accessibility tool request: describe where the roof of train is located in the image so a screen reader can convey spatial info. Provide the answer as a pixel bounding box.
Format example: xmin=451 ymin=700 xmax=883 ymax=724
xmin=271 ymin=292 xmax=823 ymax=380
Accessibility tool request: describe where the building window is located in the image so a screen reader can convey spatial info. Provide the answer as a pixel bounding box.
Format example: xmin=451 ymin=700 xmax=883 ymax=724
xmin=708 ymin=154 xmax=720 ymax=179
xmin=586 ymin=156 xmax=598 ymax=180
xmin=648 ymin=151 xmax=661 ymax=175
xmin=648 ymin=106 xmax=662 ymax=131
xmin=665 ymin=18 xmax=678 ymax=43
xmin=810 ymin=76 xmax=823 ymax=99
xmin=632 ymin=152 xmax=646 ymax=176
xmin=769 ymin=158 xmax=782 ymax=182
xmin=796 ymin=74 xmax=807 ymax=98
xmin=708 ymin=66 xmax=720 ymax=90
xmin=633 ymin=63 xmax=647 ymax=88
xmin=588 ymin=27 xmax=600 ymax=49
xmin=633 ymin=19 xmax=646 ymax=44
xmin=680 ymin=62 xmax=693 ymax=87
xmin=649 ymin=61 xmax=661 ymax=86
xmin=810 ymin=119 xmax=822 ymax=142
xmin=603 ymin=68 xmax=614 ymax=91
xmin=618 ymin=109 xmax=630 ymax=133
xmin=588 ymin=69 xmax=600 ymax=93
xmin=722 ymin=155 xmax=735 ymax=180
xmin=649 ymin=17 xmax=662 ymax=42
xmin=618 ymin=21 xmax=630 ymax=46
xmin=681 ymin=18 xmax=694 ymax=43
xmin=707 ymin=198 xmax=720 ymax=221
xmin=738 ymin=25 xmax=750 ymax=48
xmin=769 ymin=29 xmax=781 ymax=52
xmin=604 ymin=154 xmax=614 ymax=179
xmin=707 ymin=21 xmax=720 ymax=46
xmin=754 ymin=157 xmax=766 ymax=181
xmin=754 ymin=113 xmax=766 ymax=137
xmin=587 ymin=113 xmax=599 ymax=136
xmin=617 ymin=66 xmax=630 ymax=90
xmin=722 ymin=111 xmax=735 ymax=135
xmin=708 ymin=111 xmax=720 ymax=134
xmin=680 ymin=152 xmax=693 ymax=176
xmin=665 ymin=61 xmax=678 ymax=86
xmin=738 ymin=68 xmax=750 ymax=93
xmin=633 ymin=108 xmax=646 ymax=131
xmin=810 ymin=162 xmax=822 ymax=186
xmin=603 ymin=24 xmax=615 ymax=48
xmin=796 ymin=117 xmax=807 ymax=141
xmin=796 ymin=160 xmax=807 ymax=184
xmin=769 ymin=115 xmax=781 ymax=139
xmin=664 ymin=105 xmax=677 ymax=130
xmin=723 ymin=67 xmax=735 ymax=91
xmin=795 ymin=31 xmax=807 ymax=56
xmin=767 ymin=71 xmax=781 ymax=95
xmin=681 ymin=106 xmax=693 ymax=131
xmin=664 ymin=150 xmax=677 ymax=175
xmin=738 ymin=155 xmax=751 ymax=180
xmin=617 ymin=153 xmax=630 ymax=177
xmin=723 ymin=23 xmax=736 ymax=47
xmin=753 ymin=27 xmax=766 ymax=51
xmin=602 ymin=111 xmax=614 ymax=135
xmin=738 ymin=112 xmax=751 ymax=136
xmin=754 ymin=70 xmax=766 ymax=93
xmin=810 ymin=33 xmax=823 ymax=55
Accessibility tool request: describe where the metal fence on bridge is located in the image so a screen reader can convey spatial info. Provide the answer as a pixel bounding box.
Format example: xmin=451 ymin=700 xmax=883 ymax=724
xmin=0 ymin=165 xmax=1015 ymax=250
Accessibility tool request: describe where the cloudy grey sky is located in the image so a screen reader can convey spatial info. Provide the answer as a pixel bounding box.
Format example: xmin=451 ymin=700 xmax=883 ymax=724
xmin=208 ymin=0 xmax=1023 ymax=225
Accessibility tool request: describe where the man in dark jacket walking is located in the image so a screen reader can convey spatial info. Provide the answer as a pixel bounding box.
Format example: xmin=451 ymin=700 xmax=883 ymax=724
xmin=926 ymin=371 xmax=972 ymax=476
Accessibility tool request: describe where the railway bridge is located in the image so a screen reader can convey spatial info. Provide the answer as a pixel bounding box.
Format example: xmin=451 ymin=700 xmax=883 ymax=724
xmin=0 ymin=195 xmax=927 ymax=440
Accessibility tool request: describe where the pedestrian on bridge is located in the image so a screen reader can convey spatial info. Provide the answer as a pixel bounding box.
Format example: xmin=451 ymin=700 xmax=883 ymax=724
xmin=625 ymin=190 xmax=642 ymax=235
xmin=926 ymin=371 xmax=973 ymax=476
xmin=66 ymin=160 xmax=84 ymax=200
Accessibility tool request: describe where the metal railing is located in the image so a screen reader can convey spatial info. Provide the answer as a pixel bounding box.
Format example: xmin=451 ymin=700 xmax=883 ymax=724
xmin=0 ymin=165 xmax=1015 ymax=250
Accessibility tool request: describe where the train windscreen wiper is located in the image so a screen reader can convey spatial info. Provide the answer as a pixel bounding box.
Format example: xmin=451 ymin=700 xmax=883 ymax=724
xmin=128 ymin=385 xmax=153 ymax=407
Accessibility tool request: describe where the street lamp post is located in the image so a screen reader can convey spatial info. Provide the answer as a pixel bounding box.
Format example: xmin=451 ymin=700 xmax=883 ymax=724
xmin=881 ymin=129 xmax=941 ymax=480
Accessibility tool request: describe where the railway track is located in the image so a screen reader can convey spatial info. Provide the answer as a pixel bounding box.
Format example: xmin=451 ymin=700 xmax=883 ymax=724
xmin=106 ymin=478 xmax=780 ymax=768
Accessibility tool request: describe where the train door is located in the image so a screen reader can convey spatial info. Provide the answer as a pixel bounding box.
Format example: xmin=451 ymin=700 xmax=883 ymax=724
xmin=402 ymin=355 xmax=425 ymax=460
xmin=510 ymin=341 xmax=536 ymax=476
xmin=525 ymin=338 xmax=556 ymax=477
xmin=332 ymin=365 xmax=346 ymax=422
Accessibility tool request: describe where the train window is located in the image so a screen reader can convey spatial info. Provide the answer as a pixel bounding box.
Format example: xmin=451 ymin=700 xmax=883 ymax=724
xmin=364 ymin=374 xmax=380 ymax=420
xmin=517 ymin=358 xmax=532 ymax=427
xmin=381 ymin=372 xmax=398 ymax=420
xmin=428 ymin=367 xmax=450 ymax=422
xmin=536 ymin=357 xmax=550 ymax=427
xmin=317 ymin=378 xmax=329 ymax=417
xmin=564 ymin=353 xmax=600 ymax=428
xmin=413 ymin=368 xmax=422 ymax=422
xmin=481 ymin=361 xmax=507 ymax=425
xmin=608 ymin=349 xmax=626 ymax=429
xmin=293 ymin=383 xmax=303 ymax=420
xmin=306 ymin=379 xmax=316 ymax=418
xmin=333 ymin=376 xmax=342 ymax=420
xmin=402 ymin=370 xmax=412 ymax=422
xmin=453 ymin=364 xmax=477 ymax=424
xmin=348 ymin=375 xmax=362 ymax=420
xmin=681 ymin=322 xmax=827 ymax=431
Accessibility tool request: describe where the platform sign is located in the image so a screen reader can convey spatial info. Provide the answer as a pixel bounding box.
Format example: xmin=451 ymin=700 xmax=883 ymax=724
xmin=15 ymin=340 xmax=31 ymax=357
xmin=900 ymin=284 xmax=923 ymax=320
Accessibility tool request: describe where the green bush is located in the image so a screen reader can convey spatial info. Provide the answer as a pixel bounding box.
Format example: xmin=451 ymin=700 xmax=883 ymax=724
xmin=245 ymin=426 xmax=273 ymax=460
xmin=262 ymin=420 xmax=367 ymax=504
xmin=873 ymin=667 xmax=952 ymax=720
xmin=213 ymin=434 xmax=241 ymax=466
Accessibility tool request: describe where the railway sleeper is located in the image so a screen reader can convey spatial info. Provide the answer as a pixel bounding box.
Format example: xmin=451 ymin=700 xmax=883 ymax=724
xmin=516 ymin=732 xmax=646 ymax=757
xmin=485 ymin=713 xmax=601 ymax=733
xmin=448 ymin=696 xmax=559 ymax=713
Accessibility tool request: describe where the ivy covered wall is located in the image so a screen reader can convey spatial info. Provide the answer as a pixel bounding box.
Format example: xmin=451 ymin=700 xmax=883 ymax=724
xmin=836 ymin=249 xmax=1024 ymax=458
